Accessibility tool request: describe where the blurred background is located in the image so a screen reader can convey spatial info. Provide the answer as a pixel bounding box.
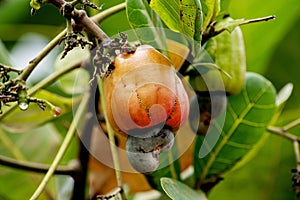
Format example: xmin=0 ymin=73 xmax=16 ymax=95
xmin=0 ymin=0 xmax=300 ymax=199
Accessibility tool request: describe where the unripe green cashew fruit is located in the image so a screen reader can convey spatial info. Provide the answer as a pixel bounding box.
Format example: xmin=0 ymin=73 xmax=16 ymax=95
xmin=188 ymin=17 xmax=246 ymax=135
xmin=206 ymin=17 xmax=246 ymax=95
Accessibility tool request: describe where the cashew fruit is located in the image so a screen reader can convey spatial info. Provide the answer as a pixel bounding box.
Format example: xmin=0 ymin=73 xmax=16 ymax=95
xmin=207 ymin=17 xmax=246 ymax=95
xmin=103 ymin=45 xmax=190 ymax=136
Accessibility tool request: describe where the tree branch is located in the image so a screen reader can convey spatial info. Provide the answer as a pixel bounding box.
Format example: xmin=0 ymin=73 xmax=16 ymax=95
xmin=267 ymin=126 xmax=300 ymax=142
xmin=283 ymin=119 xmax=300 ymax=132
xmin=91 ymin=2 xmax=126 ymax=23
xmin=0 ymin=154 xmax=77 ymax=176
xmin=72 ymin=9 xmax=110 ymax=42
xmin=48 ymin=0 xmax=110 ymax=42
xmin=293 ymin=141 xmax=300 ymax=171
xmin=17 ymin=1 xmax=124 ymax=83
xmin=267 ymin=120 xmax=300 ymax=172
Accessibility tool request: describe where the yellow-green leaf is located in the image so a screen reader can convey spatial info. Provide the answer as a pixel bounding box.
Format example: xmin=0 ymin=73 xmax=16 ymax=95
xmin=194 ymin=72 xmax=276 ymax=186
xmin=150 ymin=0 xmax=202 ymax=41
xmin=126 ymin=0 xmax=167 ymax=49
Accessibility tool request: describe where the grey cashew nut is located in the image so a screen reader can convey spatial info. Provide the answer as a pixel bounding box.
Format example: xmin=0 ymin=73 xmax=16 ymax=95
xmin=126 ymin=128 xmax=174 ymax=174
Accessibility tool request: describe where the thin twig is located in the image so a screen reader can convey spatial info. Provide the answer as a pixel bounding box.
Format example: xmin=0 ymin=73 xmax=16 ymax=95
xmin=268 ymin=122 xmax=300 ymax=172
xmin=267 ymin=126 xmax=300 ymax=142
xmin=0 ymin=154 xmax=77 ymax=176
xmin=293 ymin=141 xmax=300 ymax=171
xmin=66 ymin=18 xmax=73 ymax=36
xmin=0 ymin=60 xmax=82 ymax=119
xmin=98 ymin=79 xmax=125 ymax=199
xmin=71 ymin=74 xmax=98 ymax=200
xmin=29 ymin=92 xmax=90 ymax=200
xmin=202 ymin=15 xmax=276 ymax=45
xmin=283 ymin=119 xmax=300 ymax=132
xmin=0 ymin=65 xmax=22 ymax=74
xmin=91 ymin=2 xmax=126 ymax=23
xmin=239 ymin=15 xmax=276 ymax=26
xmin=16 ymin=2 xmax=125 ymax=83
xmin=17 ymin=29 xmax=67 ymax=81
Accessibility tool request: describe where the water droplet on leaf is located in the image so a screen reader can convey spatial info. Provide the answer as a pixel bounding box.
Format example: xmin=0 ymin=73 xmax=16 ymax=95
xmin=19 ymin=102 xmax=29 ymax=110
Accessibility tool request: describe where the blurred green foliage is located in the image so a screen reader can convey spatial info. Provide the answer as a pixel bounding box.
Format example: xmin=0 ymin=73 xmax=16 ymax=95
xmin=0 ymin=0 xmax=299 ymax=199
xmin=209 ymin=0 xmax=300 ymax=200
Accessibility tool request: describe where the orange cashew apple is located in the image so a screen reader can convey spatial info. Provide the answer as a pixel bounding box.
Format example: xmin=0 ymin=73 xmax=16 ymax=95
xmin=103 ymin=45 xmax=190 ymax=136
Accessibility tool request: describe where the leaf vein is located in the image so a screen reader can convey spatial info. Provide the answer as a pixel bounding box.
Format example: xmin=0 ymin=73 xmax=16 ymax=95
xmin=226 ymin=141 xmax=253 ymax=149
xmin=241 ymin=119 xmax=267 ymax=127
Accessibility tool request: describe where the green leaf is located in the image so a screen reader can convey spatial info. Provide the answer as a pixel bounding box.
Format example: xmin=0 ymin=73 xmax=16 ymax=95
xmin=229 ymin=83 xmax=293 ymax=172
xmin=276 ymin=83 xmax=293 ymax=108
xmin=150 ymin=0 xmax=202 ymax=41
xmin=126 ymin=0 xmax=167 ymax=49
xmin=161 ymin=177 xmax=207 ymax=200
xmin=1 ymin=90 xmax=76 ymax=132
xmin=201 ymin=0 xmax=220 ymax=31
xmin=270 ymin=83 xmax=294 ymax=124
xmin=54 ymin=46 xmax=90 ymax=95
xmin=194 ymin=72 xmax=276 ymax=186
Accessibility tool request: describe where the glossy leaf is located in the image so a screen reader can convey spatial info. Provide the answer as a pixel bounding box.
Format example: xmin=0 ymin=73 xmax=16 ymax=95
xmin=150 ymin=0 xmax=202 ymax=41
xmin=161 ymin=177 xmax=207 ymax=200
xmin=230 ymin=83 xmax=293 ymax=171
xmin=126 ymin=0 xmax=167 ymax=49
xmin=276 ymin=83 xmax=293 ymax=108
xmin=270 ymin=83 xmax=294 ymax=123
xmin=1 ymin=90 xmax=76 ymax=132
xmin=194 ymin=72 xmax=276 ymax=186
